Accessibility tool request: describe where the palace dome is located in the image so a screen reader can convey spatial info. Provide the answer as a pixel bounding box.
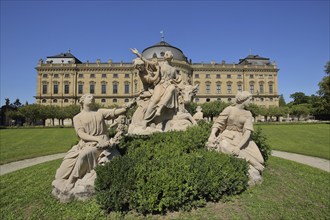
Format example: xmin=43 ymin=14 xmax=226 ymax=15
xmin=142 ymin=41 xmax=188 ymax=62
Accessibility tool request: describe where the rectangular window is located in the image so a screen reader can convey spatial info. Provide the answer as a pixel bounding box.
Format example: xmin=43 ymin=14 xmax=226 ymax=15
xmin=238 ymin=84 xmax=242 ymax=92
xmin=101 ymin=84 xmax=106 ymax=94
xmin=78 ymin=74 xmax=84 ymax=78
xmin=64 ymin=74 xmax=70 ymax=78
xmin=206 ymin=74 xmax=210 ymax=79
xmin=90 ymin=74 xmax=95 ymax=78
xmin=216 ymin=74 xmax=221 ymax=78
xmin=42 ymin=74 xmax=48 ymax=78
xmin=216 ymin=84 xmax=221 ymax=94
xmin=113 ymin=84 xmax=118 ymax=94
xmin=90 ymin=84 xmax=95 ymax=94
xmin=259 ymin=84 xmax=264 ymax=94
xmin=227 ymin=74 xmax=231 ymax=79
xmin=227 ymin=84 xmax=232 ymax=94
xmin=53 ymin=84 xmax=58 ymax=94
xmin=78 ymin=84 xmax=83 ymax=94
xmin=42 ymin=84 xmax=47 ymax=94
xmin=249 ymin=74 xmax=254 ymax=79
xmin=194 ymin=74 xmax=199 ymax=78
xmin=53 ymin=74 xmax=59 ymax=78
xmin=237 ymin=74 xmax=242 ymax=79
xmin=125 ymin=83 xmax=130 ymax=94
xmin=134 ymin=82 xmax=138 ymax=93
xmin=64 ymin=84 xmax=69 ymax=94
xmin=250 ymin=85 xmax=254 ymax=94
xmin=268 ymin=74 xmax=273 ymax=79
xmin=259 ymin=74 xmax=264 ymax=79
xmin=125 ymin=74 xmax=130 ymax=78
xmin=102 ymin=74 xmax=107 ymax=78
xmin=113 ymin=74 xmax=118 ymax=78
xmin=206 ymin=84 xmax=210 ymax=94
xmin=269 ymin=84 xmax=273 ymax=93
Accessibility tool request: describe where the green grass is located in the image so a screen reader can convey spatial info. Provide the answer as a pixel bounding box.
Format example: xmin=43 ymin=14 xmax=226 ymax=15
xmin=256 ymin=123 xmax=330 ymax=160
xmin=0 ymin=128 xmax=77 ymax=164
xmin=1 ymin=156 xmax=329 ymax=219
xmin=1 ymin=124 xmax=329 ymax=165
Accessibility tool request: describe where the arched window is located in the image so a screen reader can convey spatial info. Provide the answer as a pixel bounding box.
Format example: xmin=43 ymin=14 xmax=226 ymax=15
xmin=259 ymin=82 xmax=264 ymax=94
xmin=53 ymin=81 xmax=59 ymax=94
xmin=101 ymin=82 xmax=107 ymax=94
xmin=269 ymin=83 xmax=274 ymax=94
xmin=42 ymin=82 xmax=48 ymax=94
xmin=216 ymin=82 xmax=221 ymax=94
xmin=226 ymin=83 xmax=232 ymax=94
xmin=249 ymin=83 xmax=255 ymax=94
xmin=124 ymin=81 xmax=130 ymax=94
xmin=205 ymin=82 xmax=211 ymax=94
xmin=113 ymin=82 xmax=118 ymax=94
xmin=64 ymin=99 xmax=69 ymax=103
xmin=78 ymin=83 xmax=83 ymax=94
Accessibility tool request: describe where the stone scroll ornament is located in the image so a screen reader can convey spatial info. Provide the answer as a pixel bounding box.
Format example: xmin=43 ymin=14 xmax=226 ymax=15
xmin=206 ymin=91 xmax=265 ymax=185
xmin=52 ymin=94 xmax=135 ymax=202
xmin=128 ymin=48 xmax=198 ymax=135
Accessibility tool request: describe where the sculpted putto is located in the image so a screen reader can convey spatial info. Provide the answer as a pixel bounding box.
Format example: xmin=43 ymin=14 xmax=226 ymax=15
xmin=52 ymin=94 xmax=134 ymax=202
xmin=128 ymin=48 xmax=198 ymax=135
xmin=207 ymin=91 xmax=265 ymax=185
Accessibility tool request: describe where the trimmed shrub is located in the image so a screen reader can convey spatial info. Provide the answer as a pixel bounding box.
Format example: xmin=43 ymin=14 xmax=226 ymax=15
xmin=251 ymin=127 xmax=272 ymax=163
xmin=95 ymin=123 xmax=249 ymax=214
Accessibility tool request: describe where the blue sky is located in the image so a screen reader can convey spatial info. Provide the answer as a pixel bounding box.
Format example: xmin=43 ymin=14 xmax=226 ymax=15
xmin=1 ymin=0 xmax=329 ymax=106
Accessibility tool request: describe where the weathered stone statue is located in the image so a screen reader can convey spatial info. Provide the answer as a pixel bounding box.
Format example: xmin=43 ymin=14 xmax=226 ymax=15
xmin=52 ymin=94 xmax=134 ymax=202
xmin=206 ymin=91 xmax=265 ymax=185
xmin=193 ymin=106 xmax=204 ymax=121
xmin=128 ymin=48 xmax=198 ymax=135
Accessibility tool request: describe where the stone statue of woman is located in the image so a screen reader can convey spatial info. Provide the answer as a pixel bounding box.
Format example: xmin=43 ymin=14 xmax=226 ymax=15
xmin=207 ymin=91 xmax=265 ymax=185
xmin=52 ymin=94 xmax=134 ymax=202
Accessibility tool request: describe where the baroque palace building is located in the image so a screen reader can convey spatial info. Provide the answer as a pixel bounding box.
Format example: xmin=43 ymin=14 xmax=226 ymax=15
xmin=35 ymin=40 xmax=279 ymax=107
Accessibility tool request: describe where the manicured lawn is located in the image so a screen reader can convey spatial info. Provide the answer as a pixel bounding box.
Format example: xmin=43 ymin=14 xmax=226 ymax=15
xmin=0 ymin=128 xmax=78 ymax=165
xmin=256 ymin=123 xmax=330 ymax=160
xmin=0 ymin=123 xmax=329 ymax=165
xmin=0 ymin=156 xmax=329 ymax=219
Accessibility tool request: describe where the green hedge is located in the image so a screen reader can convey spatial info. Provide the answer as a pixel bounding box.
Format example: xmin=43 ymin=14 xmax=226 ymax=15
xmin=95 ymin=122 xmax=250 ymax=214
xmin=251 ymin=127 xmax=272 ymax=163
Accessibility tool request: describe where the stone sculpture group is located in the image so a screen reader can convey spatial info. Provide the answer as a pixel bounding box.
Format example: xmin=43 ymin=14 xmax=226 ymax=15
xmin=52 ymin=49 xmax=265 ymax=202
xmin=128 ymin=48 xmax=198 ymax=135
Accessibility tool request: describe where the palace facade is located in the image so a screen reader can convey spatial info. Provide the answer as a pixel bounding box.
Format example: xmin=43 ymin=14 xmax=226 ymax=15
xmin=35 ymin=40 xmax=279 ymax=107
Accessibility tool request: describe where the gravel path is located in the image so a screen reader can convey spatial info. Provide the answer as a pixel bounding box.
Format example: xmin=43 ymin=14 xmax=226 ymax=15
xmin=0 ymin=151 xmax=329 ymax=176
xmin=271 ymin=150 xmax=330 ymax=172
xmin=0 ymin=153 xmax=66 ymax=176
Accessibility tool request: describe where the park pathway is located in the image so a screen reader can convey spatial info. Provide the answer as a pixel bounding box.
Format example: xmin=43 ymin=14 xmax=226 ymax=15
xmin=0 ymin=151 xmax=329 ymax=176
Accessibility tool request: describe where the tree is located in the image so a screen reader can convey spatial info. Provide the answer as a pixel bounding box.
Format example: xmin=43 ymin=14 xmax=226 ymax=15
xmin=13 ymin=98 xmax=22 ymax=108
xmin=18 ymin=104 xmax=41 ymax=125
xmin=64 ymin=105 xmax=80 ymax=124
xmin=201 ymin=101 xmax=228 ymax=120
xmin=290 ymin=92 xmax=309 ymax=105
xmin=259 ymin=106 xmax=270 ymax=121
xmin=314 ymin=61 xmax=330 ymax=119
xmin=290 ymin=104 xmax=310 ymax=121
xmin=246 ymin=103 xmax=260 ymax=118
xmin=278 ymin=94 xmax=286 ymax=106
xmin=5 ymin=98 xmax=10 ymax=106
